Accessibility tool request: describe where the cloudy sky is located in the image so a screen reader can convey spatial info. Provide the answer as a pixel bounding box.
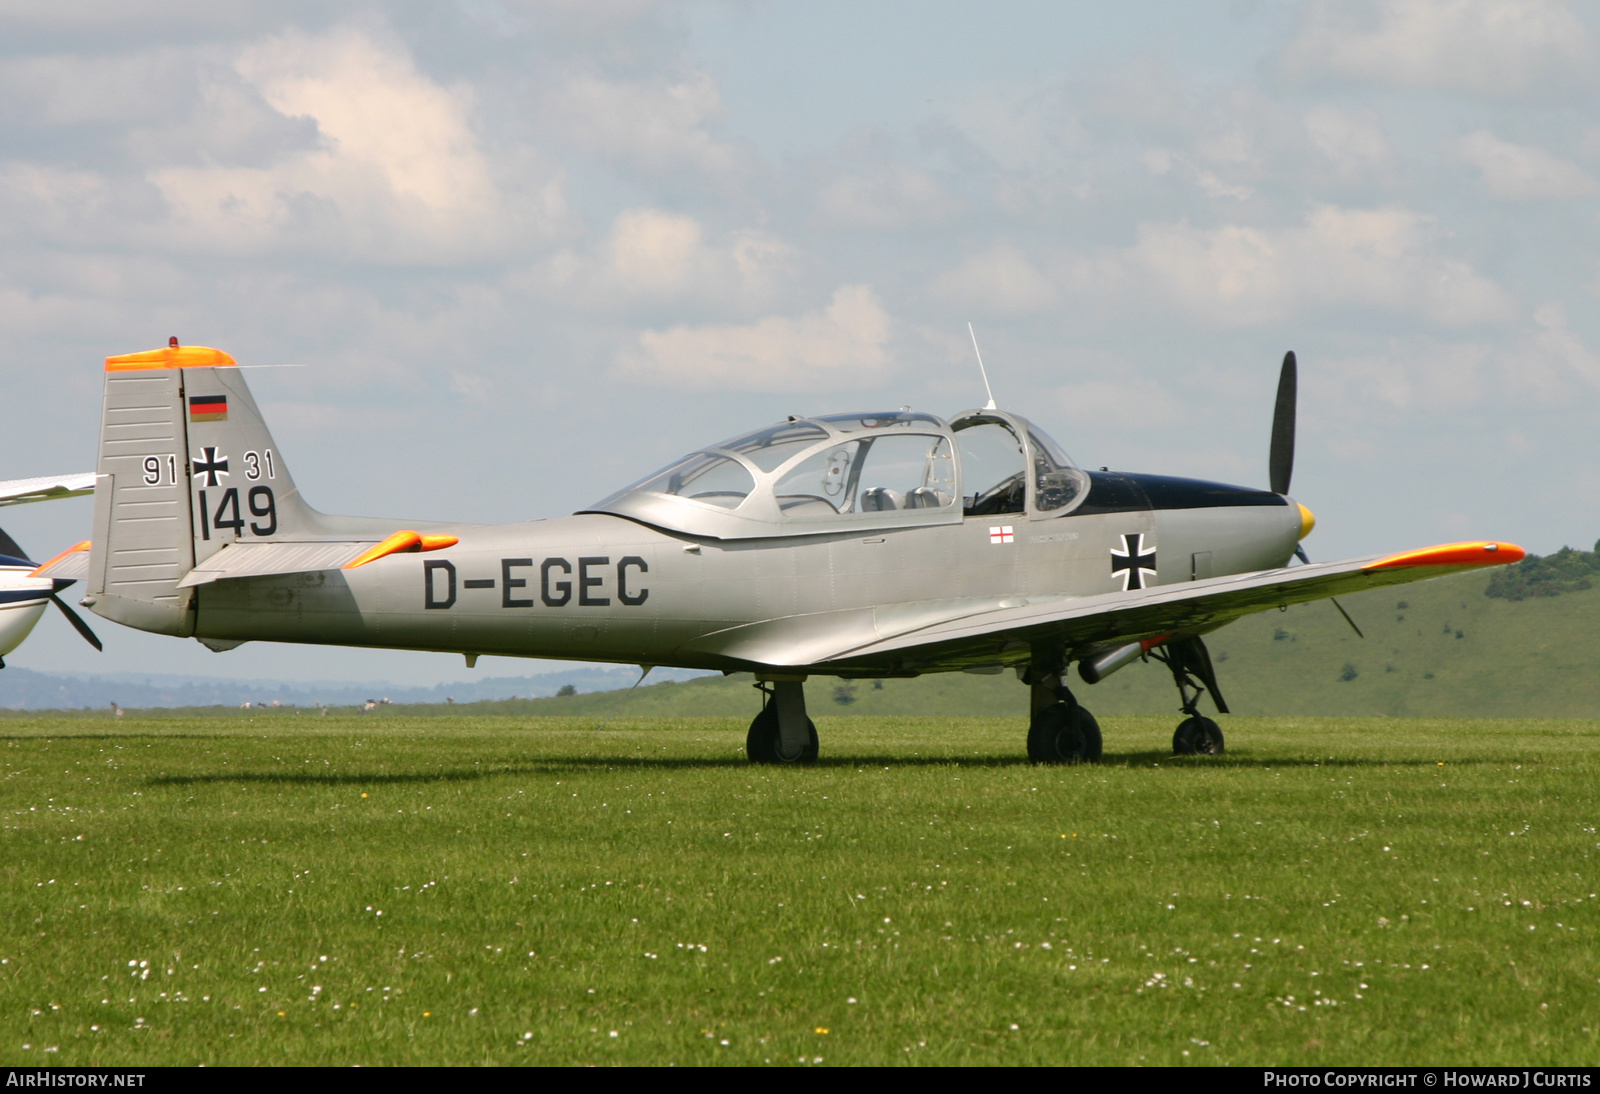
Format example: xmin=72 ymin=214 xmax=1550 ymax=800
xmin=2 ymin=0 xmax=1597 ymax=685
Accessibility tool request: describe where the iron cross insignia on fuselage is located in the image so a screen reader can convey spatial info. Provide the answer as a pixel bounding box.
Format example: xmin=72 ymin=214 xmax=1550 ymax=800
xmin=1110 ymin=532 xmax=1157 ymax=591
xmin=192 ymin=447 xmax=229 ymax=487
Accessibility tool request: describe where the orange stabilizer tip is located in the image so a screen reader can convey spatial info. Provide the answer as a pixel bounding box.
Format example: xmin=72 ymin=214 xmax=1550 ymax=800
xmin=105 ymin=346 xmax=237 ymax=372
xmin=343 ymin=531 xmax=459 ymax=570
xmin=1364 ymin=541 xmax=1526 ymax=572
xmin=28 ymin=540 xmax=91 ymax=578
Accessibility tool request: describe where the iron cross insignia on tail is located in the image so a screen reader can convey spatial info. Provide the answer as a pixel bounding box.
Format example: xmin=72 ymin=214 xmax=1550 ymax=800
xmin=1110 ymin=532 xmax=1157 ymax=591
xmin=192 ymin=447 xmax=229 ymax=487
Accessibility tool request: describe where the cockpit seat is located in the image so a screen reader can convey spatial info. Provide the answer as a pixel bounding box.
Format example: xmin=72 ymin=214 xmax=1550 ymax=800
xmin=860 ymin=487 xmax=904 ymax=511
xmin=905 ymin=487 xmax=948 ymax=510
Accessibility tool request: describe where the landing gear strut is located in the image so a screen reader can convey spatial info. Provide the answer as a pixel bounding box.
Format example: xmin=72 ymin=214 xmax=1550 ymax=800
xmin=1149 ymin=636 xmax=1227 ymax=755
xmin=1023 ymin=663 xmax=1101 ymax=764
xmin=746 ymin=679 xmax=818 ymax=764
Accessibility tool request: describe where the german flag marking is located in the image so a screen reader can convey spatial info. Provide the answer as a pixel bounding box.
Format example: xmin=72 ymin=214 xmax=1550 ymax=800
xmin=189 ymin=395 xmax=228 ymax=422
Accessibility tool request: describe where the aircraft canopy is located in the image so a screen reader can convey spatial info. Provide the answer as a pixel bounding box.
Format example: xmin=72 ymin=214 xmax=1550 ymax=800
xmin=585 ymin=410 xmax=1089 ymax=539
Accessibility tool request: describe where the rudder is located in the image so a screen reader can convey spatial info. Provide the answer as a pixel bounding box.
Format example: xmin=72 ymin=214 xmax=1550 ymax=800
xmin=86 ymin=342 xmax=315 ymax=636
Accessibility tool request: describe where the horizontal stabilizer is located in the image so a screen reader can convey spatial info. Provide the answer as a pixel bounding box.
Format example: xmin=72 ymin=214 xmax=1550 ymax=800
xmin=175 ymin=541 xmax=375 ymax=588
xmin=0 ymin=473 xmax=95 ymax=508
xmin=29 ymin=541 xmax=91 ymax=580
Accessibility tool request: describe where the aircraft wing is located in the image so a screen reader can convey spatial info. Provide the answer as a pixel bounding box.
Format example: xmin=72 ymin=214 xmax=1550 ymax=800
xmin=0 ymin=472 xmax=95 ymax=507
xmin=683 ymin=541 xmax=1523 ymax=673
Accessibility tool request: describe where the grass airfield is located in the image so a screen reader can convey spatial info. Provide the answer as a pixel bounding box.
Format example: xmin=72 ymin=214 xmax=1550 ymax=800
xmin=2 ymin=712 xmax=1598 ymax=1066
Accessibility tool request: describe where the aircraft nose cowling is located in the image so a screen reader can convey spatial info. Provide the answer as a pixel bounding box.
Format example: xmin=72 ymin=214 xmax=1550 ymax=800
xmin=1297 ymin=503 xmax=1315 ymax=540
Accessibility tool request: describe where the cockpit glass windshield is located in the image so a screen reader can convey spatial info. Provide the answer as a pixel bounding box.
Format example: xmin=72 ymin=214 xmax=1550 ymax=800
xmin=632 ymin=452 xmax=755 ymax=509
xmin=588 ymin=410 xmax=969 ymax=530
xmin=1028 ymin=426 xmax=1088 ymax=513
xmin=816 ymin=411 xmax=943 ymax=433
xmin=774 ymin=434 xmax=955 ymax=517
xmin=954 ymin=419 xmax=1026 ymax=516
xmin=774 ymin=442 xmax=859 ymax=515
xmin=716 ymin=421 xmax=830 ymax=472
xmin=855 ymin=435 xmax=955 ymax=512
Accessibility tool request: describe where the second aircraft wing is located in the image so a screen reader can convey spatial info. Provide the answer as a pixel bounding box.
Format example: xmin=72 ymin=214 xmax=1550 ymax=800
xmin=681 ymin=541 xmax=1524 ymax=674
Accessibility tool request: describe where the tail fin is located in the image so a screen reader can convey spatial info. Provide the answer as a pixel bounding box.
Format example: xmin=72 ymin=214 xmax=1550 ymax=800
xmin=86 ymin=343 xmax=319 ymax=635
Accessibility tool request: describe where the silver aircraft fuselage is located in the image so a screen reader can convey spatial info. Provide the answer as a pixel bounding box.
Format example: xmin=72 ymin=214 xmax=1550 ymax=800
xmin=192 ymin=493 xmax=1303 ymax=675
xmin=78 ymin=350 xmax=1313 ymax=681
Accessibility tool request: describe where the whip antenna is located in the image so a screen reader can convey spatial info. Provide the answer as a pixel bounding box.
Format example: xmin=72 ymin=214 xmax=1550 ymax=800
xmin=967 ymin=322 xmax=997 ymax=410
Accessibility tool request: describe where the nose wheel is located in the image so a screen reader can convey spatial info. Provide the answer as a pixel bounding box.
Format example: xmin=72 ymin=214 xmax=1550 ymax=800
xmin=1149 ymin=636 xmax=1229 ymax=757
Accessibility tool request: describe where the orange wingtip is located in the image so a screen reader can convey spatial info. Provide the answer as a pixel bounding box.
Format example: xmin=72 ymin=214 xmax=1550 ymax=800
xmin=1364 ymin=541 xmax=1525 ymax=571
xmin=343 ymin=531 xmax=459 ymax=570
xmin=28 ymin=540 xmax=90 ymax=577
xmin=105 ymin=346 xmax=237 ymax=372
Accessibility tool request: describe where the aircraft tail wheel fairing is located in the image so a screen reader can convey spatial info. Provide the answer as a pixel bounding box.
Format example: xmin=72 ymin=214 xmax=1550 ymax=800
xmin=1027 ymin=704 xmax=1102 ymax=765
xmin=1173 ymin=716 xmax=1225 ymax=755
xmin=747 ymin=680 xmax=819 ymax=764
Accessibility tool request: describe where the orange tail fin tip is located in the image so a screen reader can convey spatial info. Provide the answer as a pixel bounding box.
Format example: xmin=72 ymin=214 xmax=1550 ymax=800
xmin=104 ymin=345 xmax=237 ymax=371
xmin=1364 ymin=541 xmax=1525 ymax=571
xmin=344 ymin=531 xmax=459 ymax=570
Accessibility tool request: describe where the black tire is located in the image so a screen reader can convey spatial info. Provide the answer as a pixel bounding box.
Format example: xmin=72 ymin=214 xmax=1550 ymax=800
xmin=1027 ymin=703 xmax=1102 ymax=765
xmin=1173 ymin=716 xmax=1225 ymax=755
xmin=746 ymin=704 xmax=819 ymax=764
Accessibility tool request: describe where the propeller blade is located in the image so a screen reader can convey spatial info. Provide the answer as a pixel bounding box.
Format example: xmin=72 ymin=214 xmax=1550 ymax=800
xmin=1330 ymin=597 xmax=1365 ymax=640
xmin=0 ymin=525 xmax=27 ymax=561
xmin=1295 ymin=544 xmax=1363 ymax=637
xmin=1269 ymin=350 xmax=1297 ymax=496
xmin=50 ymin=594 xmax=103 ymax=651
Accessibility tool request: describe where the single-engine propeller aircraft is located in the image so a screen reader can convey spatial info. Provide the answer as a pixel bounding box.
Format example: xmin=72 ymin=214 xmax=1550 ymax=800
xmin=46 ymin=340 xmax=1524 ymax=763
xmin=0 ymin=472 xmax=103 ymax=666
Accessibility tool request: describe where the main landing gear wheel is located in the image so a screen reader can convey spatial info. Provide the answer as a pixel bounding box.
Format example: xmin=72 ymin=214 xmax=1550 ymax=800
xmin=1172 ymin=715 xmax=1225 ymax=755
xmin=746 ymin=704 xmax=819 ymax=764
xmin=1027 ymin=704 xmax=1102 ymax=765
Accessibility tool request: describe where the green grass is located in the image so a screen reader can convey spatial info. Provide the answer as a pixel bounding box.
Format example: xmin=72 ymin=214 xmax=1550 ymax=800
xmin=3 ymin=712 xmax=1599 ymax=1065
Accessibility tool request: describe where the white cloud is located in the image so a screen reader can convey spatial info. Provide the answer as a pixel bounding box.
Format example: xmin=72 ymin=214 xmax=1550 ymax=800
xmin=1142 ymin=148 xmax=1254 ymax=200
xmin=528 ymin=207 xmax=790 ymax=311
xmin=928 ymin=245 xmax=1058 ymax=317
xmin=546 ymin=68 xmax=749 ymax=180
xmin=1312 ymin=303 xmax=1600 ymax=419
xmin=1282 ymin=0 xmax=1596 ymax=98
xmin=144 ymin=26 xmax=568 ymax=261
xmin=1517 ymin=301 xmax=1600 ymax=392
xmin=0 ymin=1 xmax=316 ymax=30
xmin=1052 ymin=378 xmax=1187 ymax=431
xmin=1303 ymin=106 xmax=1393 ymax=183
xmin=618 ymin=285 xmax=894 ymax=391
xmin=1313 ymin=340 xmax=1491 ymax=413
xmin=0 ymin=49 xmax=196 ymax=126
xmin=1444 ymin=130 xmax=1598 ymax=200
xmin=0 ymin=164 xmax=159 ymax=248
xmin=1129 ymin=205 xmax=1516 ymax=327
xmin=816 ymin=162 xmax=960 ymax=230
xmin=948 ymin=85 xmax=1092 ymax=175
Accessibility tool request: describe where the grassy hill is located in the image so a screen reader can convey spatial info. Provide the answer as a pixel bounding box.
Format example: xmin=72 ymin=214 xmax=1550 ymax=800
xmin=9 ymin=563 xmax=1596 ymax=722
xmin=322 ymin=565 xmax=1600 ymax=721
